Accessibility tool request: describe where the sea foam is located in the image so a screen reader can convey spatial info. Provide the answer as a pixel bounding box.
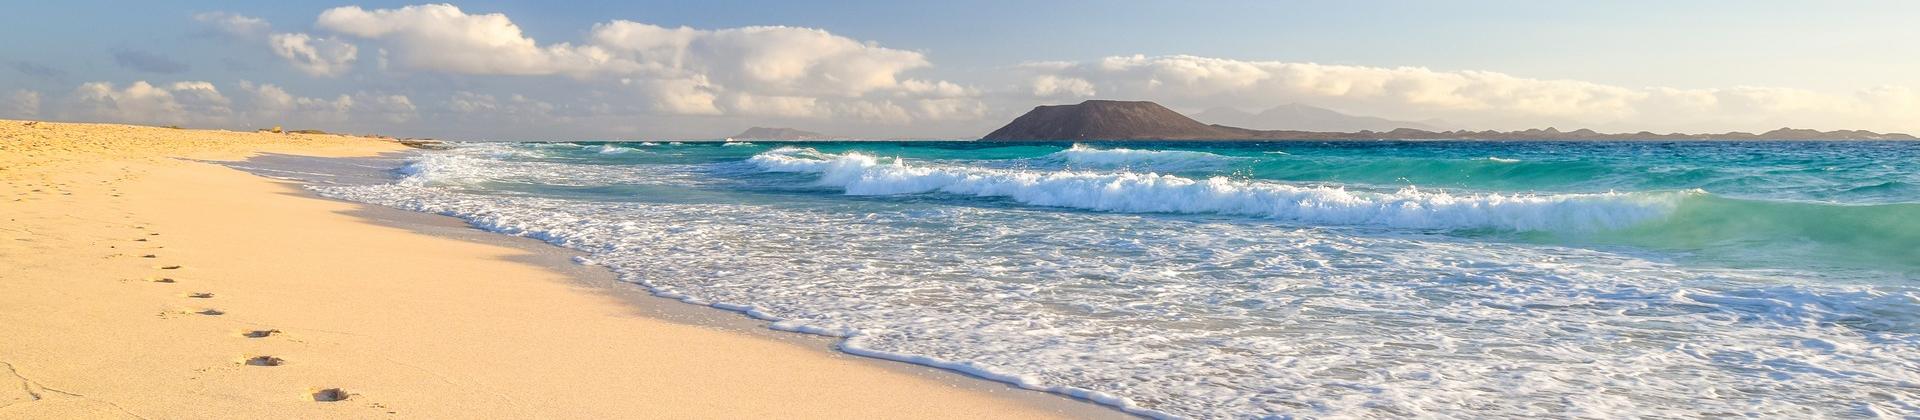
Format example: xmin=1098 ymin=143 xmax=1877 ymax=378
xmin=307 ymin=142 xmax=1920 ymax=419
xmin=750 ymin=147 xmax=1682 ymax=232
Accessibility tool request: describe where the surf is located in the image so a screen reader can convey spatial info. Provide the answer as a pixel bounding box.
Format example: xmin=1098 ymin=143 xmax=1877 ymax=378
xmin=749 ymin=147 xmax=1683 ymax=232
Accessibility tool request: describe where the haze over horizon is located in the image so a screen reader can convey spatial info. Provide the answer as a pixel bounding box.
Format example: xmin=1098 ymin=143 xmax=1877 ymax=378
xmin=5 ymin=1 xmax=1920 ymax=140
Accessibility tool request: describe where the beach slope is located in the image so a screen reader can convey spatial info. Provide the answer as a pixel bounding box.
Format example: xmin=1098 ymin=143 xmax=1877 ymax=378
xmin=0 ymin=120 xmax=1093 ymax=419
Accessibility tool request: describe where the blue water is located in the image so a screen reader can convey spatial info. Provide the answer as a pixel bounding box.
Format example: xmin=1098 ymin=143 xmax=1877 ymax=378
xmin=316 ymin=140 xmax=1920 ymax=418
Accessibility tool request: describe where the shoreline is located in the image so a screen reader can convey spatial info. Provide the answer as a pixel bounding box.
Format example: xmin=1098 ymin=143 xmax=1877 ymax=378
xmin=237 ymin=150 xmax=1164 ymax=418
xmin=0 ymin=120 xmax=1124 ymax=418
xmin=230 ymin=151 xmax=1131 ymax=418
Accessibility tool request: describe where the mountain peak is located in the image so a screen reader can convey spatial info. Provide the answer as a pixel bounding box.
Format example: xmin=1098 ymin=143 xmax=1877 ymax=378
xmin=982 ymin=100 xmax=1252 ymax=140
xmin=980 ymin=100 xmax=1916 ymax=141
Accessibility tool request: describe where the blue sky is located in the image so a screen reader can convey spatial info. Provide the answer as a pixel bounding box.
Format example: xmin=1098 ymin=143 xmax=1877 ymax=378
xmin=4 ymin=1 xmax=1918 ymax=139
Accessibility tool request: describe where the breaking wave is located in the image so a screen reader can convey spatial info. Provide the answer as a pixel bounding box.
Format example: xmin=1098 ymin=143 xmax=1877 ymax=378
xmin=750 ymin=147 xmax=1681 ymax=232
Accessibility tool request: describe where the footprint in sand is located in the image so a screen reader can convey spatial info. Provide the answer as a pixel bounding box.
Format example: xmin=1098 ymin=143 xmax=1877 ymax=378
xmin=309 ymin=388 xmax=350 ymax=402
xmin=183 ymin=292 xmax=214 ymax=298
xmin=243 ymin=356 xmax=285 ymax=367
xmin=156 ymin=265 xmax=181 ymax=270
xmin=141 ymin=254 xmax=157 ymax=258
xmin=240 ymin=329 xmax=281 ymax=338
xmin=155 ymin=307 xmax=221 ymax=318
xmin=148 ymin=277 xmax=176 ymax=283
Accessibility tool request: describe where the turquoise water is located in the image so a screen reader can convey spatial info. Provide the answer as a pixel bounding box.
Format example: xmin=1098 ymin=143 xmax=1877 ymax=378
xmin=318 ymin=140 xmax=1920 ymax=418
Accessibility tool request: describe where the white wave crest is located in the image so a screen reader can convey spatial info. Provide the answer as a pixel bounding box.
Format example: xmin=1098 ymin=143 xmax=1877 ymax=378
xmin=723 ymin=142 xmax=755 ymax=147
xmin=749 ymin=148 xmax=1684 ymax=232
xmin=596 ymin=144 xmax=630 ymax=154
xmin=394 ymin=152 xmax=484 ymax=186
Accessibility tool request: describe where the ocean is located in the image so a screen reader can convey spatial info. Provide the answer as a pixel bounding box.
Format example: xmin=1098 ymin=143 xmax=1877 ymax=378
xmin=313 ymin=140 xmax=1919 ymax=418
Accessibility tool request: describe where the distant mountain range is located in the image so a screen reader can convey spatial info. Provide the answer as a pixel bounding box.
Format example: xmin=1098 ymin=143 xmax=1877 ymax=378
xmin=981 ymin=100 xmax=1917 ymax=141
xmin=1189 ymin=103 xmax=1443 ymax=132
xmin=732 ymin=127 xmax=825 ymax=140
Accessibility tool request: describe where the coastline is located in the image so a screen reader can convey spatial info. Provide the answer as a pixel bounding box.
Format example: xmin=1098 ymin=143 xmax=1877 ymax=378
xmin=0 ymin=120 xmax=1122 ymax=418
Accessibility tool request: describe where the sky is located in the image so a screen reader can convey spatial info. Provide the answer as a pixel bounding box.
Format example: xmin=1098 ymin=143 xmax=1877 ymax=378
xmin=4 ymin=1 xmax=1919 ymax=140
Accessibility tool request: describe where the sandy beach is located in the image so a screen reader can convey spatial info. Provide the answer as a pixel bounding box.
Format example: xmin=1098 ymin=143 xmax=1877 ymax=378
xmin=0 ymin=120 xmax=1115 ymax=419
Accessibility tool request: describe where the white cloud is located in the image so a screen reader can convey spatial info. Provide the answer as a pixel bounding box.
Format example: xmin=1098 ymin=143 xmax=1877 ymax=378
xmin=229 ymin=81 xmax=416 ymax=126
xmin=719 ymin=93 xmax=822 ymax=118
xmin=589 ymin=22 xmax=933 ymax=97
xmin=446 ymin=91 xmax=559 ymax=123
xmin=194 ymin=12 xmax=270 ymax=39
xmin=1028 ymin=75 xmax=1095 ymax=97
xmin=1022 ymin=54 xmax=1920 ymax=132
xmin=631 ymin=76 xmax=722 ymax=115
xmin=900 ymin=79 xmax=974 ymax=97
xmin=357 ymin=93 xmax=417 ymax=123
xmin=239 ymin=81 xmax=352 ymax=122
xmin=311 ymin=4 xmax=975 ymax=124
xmin=268 ymin=33 xmax=358 ymax=77
xmin=196 ymin=12 xmax=358 ymax=77
xmin=67 ymin=81 xmax=232 ymax=125
xmin=3 ymin=90 xmax=39 ymax=118
xmin=316 ymin=4 xmax=619 ymax=76
xmin=908 ymin=98 xmax=989 ymax=121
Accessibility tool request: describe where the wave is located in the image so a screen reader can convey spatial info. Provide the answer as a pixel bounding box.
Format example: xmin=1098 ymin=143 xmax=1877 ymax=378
xmin=749 ymin=147 xmax=1681 ymax=232
xmin=596 ymin=144 xmax=631 ymax=154
xmin=640 ymin=142 xmax=660 ymax=146
xmin=1039 ymin=144 xmax=1246 ymax=171
xmin=723 ymin=142 xmax=755 ymax=147
xmin=751 ymin=147 xmax=1920 ymax=272
xmin=1608 ymin=195 xmax=1920 ymax=270
xmin=1246 ymin=154 xmax=1615 ymax=191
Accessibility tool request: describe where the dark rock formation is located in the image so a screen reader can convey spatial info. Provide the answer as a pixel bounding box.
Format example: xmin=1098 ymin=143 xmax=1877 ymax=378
xmin=982 ymin=101 xmax=1918 ymax=141
xmin=982 ymin=100 xmax=1258 ymax=140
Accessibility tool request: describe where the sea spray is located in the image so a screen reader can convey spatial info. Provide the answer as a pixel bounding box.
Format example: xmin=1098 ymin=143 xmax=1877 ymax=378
xmin=750 ymin=147 xmax=1681 ymax=232
xmin=308 ymin=140 xmax=1920 ymax=418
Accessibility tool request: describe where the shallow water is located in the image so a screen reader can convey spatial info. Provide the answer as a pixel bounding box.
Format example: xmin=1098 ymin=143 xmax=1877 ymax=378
xmin=315 ymin=140 xmax=1920 ymax=419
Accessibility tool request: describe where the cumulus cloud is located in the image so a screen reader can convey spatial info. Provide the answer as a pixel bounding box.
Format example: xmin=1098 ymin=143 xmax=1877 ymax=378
xmin=195 ymin=12 xmax=357 ymax=77
xmin=194 ymin=12 xmax=271 ymax=39
xmin=67 ymin=81 xmax=233 ymax=125
xmin=52 ymin=80 xmax=412 ymax=129
xmin=717 ymin=93 xmax=821 ymax=118
xmin=238 ymin=81 xmax=352 ymax=121
xmin=316 ymin=4 xmax=618 ymax=76
xmin=3 ymin=90 xmax=40 ymax=118
xmin=267 ymin=33 xmax=358 ymax=76
xmin=236 ymin=81 xmax=414 ymax=124
xmin=1019 ymin=54 xmax=1920 ymax=132
xmin=446 ymin=91 xmax=562 ymax=124
xmin=587 ymin=21 xmax=938 ymax=97
xmin=312 ymin=4 xmax=974 ymax=123
xmin=1028 ymin=75 xmax=1095 ymax=97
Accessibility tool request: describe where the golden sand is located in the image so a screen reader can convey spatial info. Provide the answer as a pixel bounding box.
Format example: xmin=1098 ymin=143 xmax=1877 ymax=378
xmin=0 ymin=120 xmax=1103 ymax=418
